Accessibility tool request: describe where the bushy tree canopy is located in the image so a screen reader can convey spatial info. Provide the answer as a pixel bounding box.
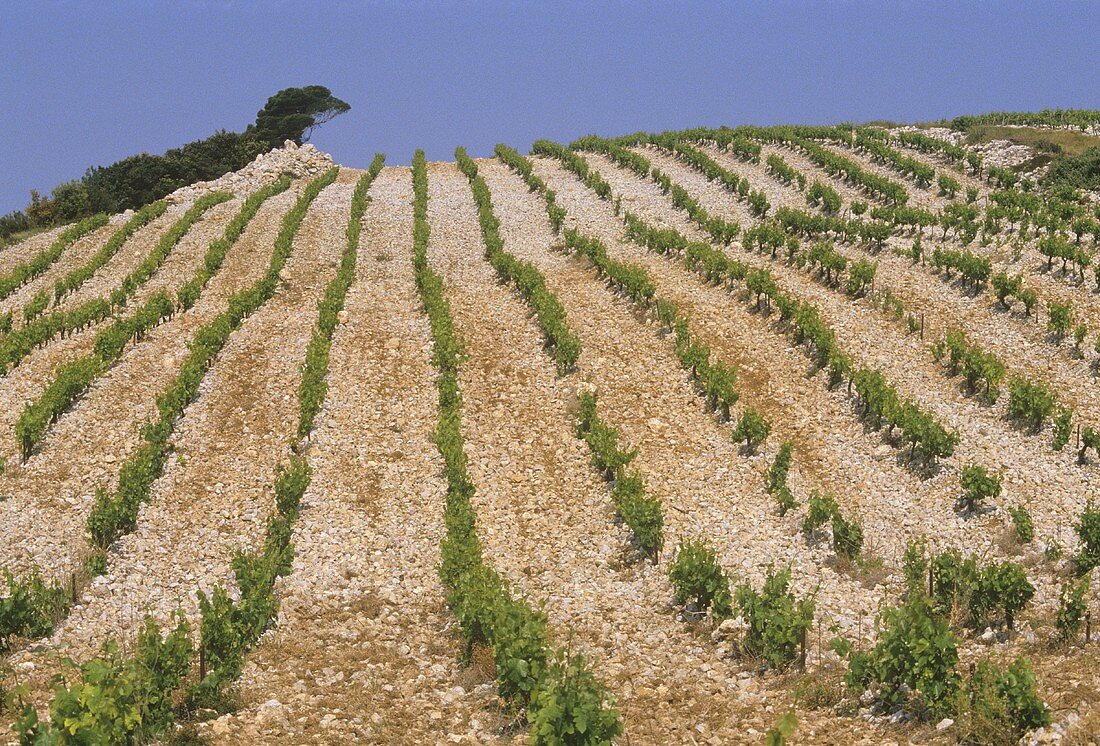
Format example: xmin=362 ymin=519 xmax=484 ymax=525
xmin=249 ymin=86 xmax=351 ymax=147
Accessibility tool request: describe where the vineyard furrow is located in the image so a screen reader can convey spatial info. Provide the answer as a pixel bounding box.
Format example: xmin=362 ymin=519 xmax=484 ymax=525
xmin=816 ymin=142 xmax=943 ymax=211
xmin=3 ymin=114 xmax=1098 ymax=740
xmin=0 ymin=220 xmax=117 ymax=321
xmin=2 ymin=204 xmax=177 ymax=330
xmin=887 ymin=139 xmax=990 ymax=197
xmin=480 ymin=156 xmax=898 ymax=728
xmin=701 ymin=139 xmax=1100 ymax=380
xmin=0 ymin=204 xmax=189 ymax=386
xmin=0 ymin=189 xmax=298 ymax=578
xmin=204 ymin=166 xmax=499 ymax=744
xmin=428 ymin=158 xmax=777 ymax=741
xmin=529 ymin=154 xmax=928 ymax=558
xmin=0 ymin=222 xmax=118 ymax=323
xmin=4 ymin=174 xmax=352 ymax=707
xmin=0 ymin=197 xmax=241 ymax=463
xmin=0 ymin=188 xmax=297 ymax=585
xmin=553 ymin=151 xmax=951 ymax=519
xmin=483 ymin=156 xmax=887 ymax=604
xmin=641 ymin=144 xmax=1100 ymax=415
xmin=640 ymin=146 xmax=1100 ymax=431
xmin=760 ymin=142 xmax=892 ymax=210
xmin=0 ymin=217 xmax=109 ymax=310
xmin=681 ymin=144 xmax=821 ymax=215
xmin=0 ymin=226 xmax=66 ymax=274
xmin=581 ymin=151 xmax=1091 ymax=583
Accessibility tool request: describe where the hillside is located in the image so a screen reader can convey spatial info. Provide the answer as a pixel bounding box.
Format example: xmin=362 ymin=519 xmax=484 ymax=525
xmin=1 ymin=120 xmax=1100 ymax=744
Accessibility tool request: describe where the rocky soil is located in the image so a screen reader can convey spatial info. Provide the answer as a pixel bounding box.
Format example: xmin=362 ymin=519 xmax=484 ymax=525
xmin=2 ymin=134 xmax=1099 ymax=743
xmin=3 ymin=172 xmax=350 ymax=716
xmin=168 ymin=141 xmax=334 ymax=204
xmin=203 ymin=166 xmax=500 ymax=744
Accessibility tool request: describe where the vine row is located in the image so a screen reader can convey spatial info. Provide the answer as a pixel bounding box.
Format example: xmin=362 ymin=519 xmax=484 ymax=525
xmin=53 ymin=200 xmax=168 ymax=305
xmin=546 ymin=139 xmax=957 ymax=464
xmin=454 ymin=147 xmax=580 ymax=374
xmin=0 ymin=200 xmax=168 ymax=374
xmin=645 ymin=128 xmax=1100 ymax=456
xmin=512 ymin=145 xmax=821 ymax=669
xmin=297 ymin=155 xmax=385 ymax=439
xmin=85 ymin=169 xmax=337 ymax=570
xmin=8 ymin=172 xmax=338 ymax=742
xmin=0 ymin=214 xmax=108 ymax=302
xmin=13 ymin=191 xmax=236 ymax=461
xmin=415 ymin=150 xmax=621 ymax=743
xmin=194 ymin=158 xmax=385 ymax=711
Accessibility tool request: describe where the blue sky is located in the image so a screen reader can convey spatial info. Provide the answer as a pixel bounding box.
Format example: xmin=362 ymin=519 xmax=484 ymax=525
xmin=2 ymin=0 xmax=1098 ymax=215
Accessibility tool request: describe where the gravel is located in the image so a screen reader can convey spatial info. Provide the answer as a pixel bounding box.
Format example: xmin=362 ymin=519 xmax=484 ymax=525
xmin=204 ymin=166 xmax=502 ymax=743
xmin=3 ymin=140 xmax=1099 ymax=742
xmin=4 ymin=173 xmax=352 ymax=712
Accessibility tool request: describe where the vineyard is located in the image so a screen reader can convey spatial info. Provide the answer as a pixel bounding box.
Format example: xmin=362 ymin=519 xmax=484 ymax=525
xmin=1 ymin=114 xmax=1100 ymax=745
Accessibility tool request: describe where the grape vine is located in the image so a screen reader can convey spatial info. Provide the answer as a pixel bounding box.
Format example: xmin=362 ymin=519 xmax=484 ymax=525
xmin=86 ymin=169 xmax=337 ymax=568
xmin=544 ymin=141 xmax=956 ymax=464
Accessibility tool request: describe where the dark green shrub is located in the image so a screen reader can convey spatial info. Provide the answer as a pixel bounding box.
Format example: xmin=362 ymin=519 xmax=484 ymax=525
xmin=902 ymin=537 xmax=929 ymax=594
xmin=766 ymin=440 xmax=797 ymax=515
xmin=774 ymin=485 xmax=797 ymax=516
xmin=764 ymin=712 xmax=798 ymax=745
xmin=931 ymin=548 xmax=979 ymax=617
xmin=938 ymin=174 xmax=961 ymax=198
xmin=846 ymin=259 xmax=876 ymax=297
xmin=766 ymin=440 xmax=793 ymax=494
xmin=611 ymin=472 xmax=663 ymax=559
xmin=1079 ymin=425 xmax=1100 ymax=464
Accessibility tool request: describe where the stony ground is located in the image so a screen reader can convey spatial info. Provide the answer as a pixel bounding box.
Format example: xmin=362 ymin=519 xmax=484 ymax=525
xmin=1 ymin=134 xmax=1098 ymax=745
